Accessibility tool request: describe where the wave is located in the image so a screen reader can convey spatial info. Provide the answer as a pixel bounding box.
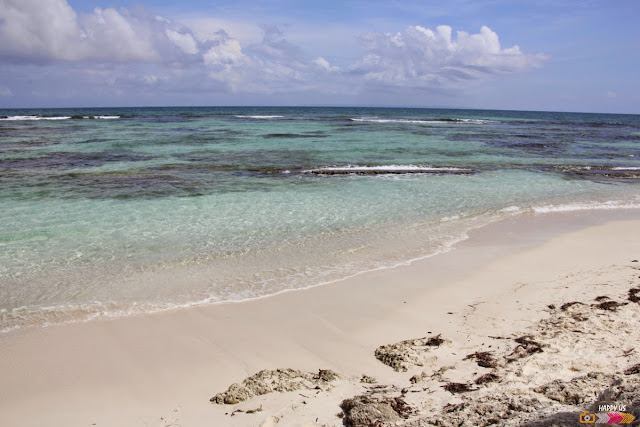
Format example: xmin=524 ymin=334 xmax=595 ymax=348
xmin=533 ymin=199 xmax=640 ymax=213
xmin=234 ymin=115 xmax=284 ymax=119
xmin=557 ymin=165 xmax=640 ymax=179
xmin=349 ymin=117 xmax=493 ymax=124
xmin=0 ymin=115 xmax=121 ymax=121
xmin=70 ymin=115 xmax=121 ymax=120
xmin=301 ymin=165 xmax=474 ymax=175
xmin=0 ymin=115 xmax=72 ymax=121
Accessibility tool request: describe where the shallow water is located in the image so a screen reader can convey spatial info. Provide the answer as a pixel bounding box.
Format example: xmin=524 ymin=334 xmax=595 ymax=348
xmin=1 ymin=107 xmax=639 ymax=330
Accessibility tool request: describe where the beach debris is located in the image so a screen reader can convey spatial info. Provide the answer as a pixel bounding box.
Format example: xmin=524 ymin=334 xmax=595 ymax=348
xmin=210 ymin=368 xmax=341 ymax=405
xmin=442 ymin=382 xmax=477 ymax=394
xmin=560 ymin=301 xmax=584 ymax=311
xmin=339 ymin=394 xmax=412 ymax=426
xmin=260 ymin=416 xmax=280 ymax=426
xmin=475 ymin=373 xmax=500 ymax=385
xmin=360 ymin=375 xmax=377 ymax=384
xmin=594 ymin=300 xmax=627 ymax=311
xmin=464 ymin=351 xmax=498 ymax=368
xmin=624 ymin=363 xmax=640 ymax=375
xmin=620 ymin=348 xmax=635 ymax=357
xmin=374 ymin=334 xmax=446 ymax=372
xmin=533 ymin=372 xmax=614 ymax=405
xmin=315 ymin=369 xmax=341 ymax=382
xmin=364 ymin=384 xmax=397 ymax=396
xmin=410 ymin=372 xmax=429 ymax=384
xmin=408 ymin=275 xmax=640 ymax=426
xmin=506 ymin=336 xmax=543 ymax=362
xmin=426 ymin=334 xmax=445 ymax=347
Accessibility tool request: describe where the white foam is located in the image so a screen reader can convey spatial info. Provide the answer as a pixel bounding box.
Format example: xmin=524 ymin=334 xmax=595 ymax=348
xmin=349 ymin=117 xmax=492 ymax=124
xmin=533 ymin=200 xmax=640 ymax=213
xmin=612 ymin=167 xmax=640 ymax=171
xmin=499 ymin=206 xmax=522 ymax=213
xmin=0 ymin=115 xmax=71 ymax=121
xmin=234 ymin=115 xmax=284 ymax=119
xmin=96 ymin=115 xmax=120 ymax=119
xmin=302 ymin=164 xmax=473 ymax=173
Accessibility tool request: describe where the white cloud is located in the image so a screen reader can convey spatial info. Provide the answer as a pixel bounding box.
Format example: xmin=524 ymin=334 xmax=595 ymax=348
xmin=351 ymin=25 xmax=548 ymax=87
xmin=182 ymin=17 xmax=263 ymax=45
xmin=313 ymin=56 xmax=339 ymax=72
xmin=0 ymin=86 xmax=12 ymax=96
xmin=0 ymin=0 xmax=82 ymax=61
xmin=0 ymin=0 xmax=198 ymax=63
xmin=165 ymin=29 xmax=198 ymax=55
xmin=80 ymin=7 xmax=158 ymax=62
xmin=0 ymin=2 xmax=548 ymax=100
xmin=143 ymin=74 xmax=158 ymax=85
xmin=202 ymin=31 xmax=245 ymax=70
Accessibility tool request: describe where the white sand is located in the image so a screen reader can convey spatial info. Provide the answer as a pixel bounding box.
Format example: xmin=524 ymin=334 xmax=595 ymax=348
xmin=1 ymin=210 xmax=639 ymax=426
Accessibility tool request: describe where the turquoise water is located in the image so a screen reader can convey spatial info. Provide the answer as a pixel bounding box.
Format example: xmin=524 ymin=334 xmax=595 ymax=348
xmin=1 ymin=107 xmax=639 ymax=330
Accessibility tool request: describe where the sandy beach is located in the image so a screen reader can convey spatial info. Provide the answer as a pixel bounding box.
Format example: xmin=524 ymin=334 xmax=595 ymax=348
xmin=1 ymin=210 xmax=640 ymax=426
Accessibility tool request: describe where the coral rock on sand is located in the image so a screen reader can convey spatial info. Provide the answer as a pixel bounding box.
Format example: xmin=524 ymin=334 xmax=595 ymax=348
xmin=210 ymin=368 xmax=341 ymax=405
xmin=360 ymin=375 xmax=377 ymax=384
xmin=534 ymin=372 xmax=615 ymax=405
xmin=374 ymin=334 xmax=445 ymax=372
xmin=340 ymin=394 xmax=412 ymax=427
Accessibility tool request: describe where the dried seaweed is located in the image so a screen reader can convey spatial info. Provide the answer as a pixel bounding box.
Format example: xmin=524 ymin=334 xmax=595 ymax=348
xmin=594 ymin=300 xmax=626 ymax=311
xmin=560 ymin=301 xmax=583 ymax=311
xmin=623 ymin=363 xmax=640 ymax=375
xmin=425 ymin=334 xmax=445 ymax=347
xmin=442 ymin=382 xmax=477 ymax=393
xmin=475 ymin=373 xmax=500 ymax=385
xmin=465 ymin=351 xmax=498 ymax=368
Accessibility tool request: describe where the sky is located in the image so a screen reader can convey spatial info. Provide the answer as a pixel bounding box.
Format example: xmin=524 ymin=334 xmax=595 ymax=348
xmin=0 ymin=0 xmax=638 ymax=113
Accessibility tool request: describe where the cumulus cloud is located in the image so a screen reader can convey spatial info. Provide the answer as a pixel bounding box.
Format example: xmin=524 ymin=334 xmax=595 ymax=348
xmin=0 ymin=0 xmax=200 ymax=63
xmin=313 ymin=57 xmax=339 ymax=72
xmin=0 ymin=1 xmax=547 ymax=101
xmin=351 ymin=25 xmax=548 ymax=87
xmin=165 ymin=29 xmax=199 ymax=55
xmin=199 ymin=25 xmax=342 ymax=93
xmin=202 ymin=30 xmax=245 ymax=70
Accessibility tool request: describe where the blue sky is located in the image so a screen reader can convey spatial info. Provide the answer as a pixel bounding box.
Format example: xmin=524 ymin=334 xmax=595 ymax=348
xmin=1 ymin=0 xmax=638 ymax=113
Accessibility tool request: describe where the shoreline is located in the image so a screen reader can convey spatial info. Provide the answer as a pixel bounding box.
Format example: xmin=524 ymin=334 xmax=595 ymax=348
xmin=4 ymin=203 xmax=640 ymax=335
xmin=1 ymin=209 xmax=640 ymax=426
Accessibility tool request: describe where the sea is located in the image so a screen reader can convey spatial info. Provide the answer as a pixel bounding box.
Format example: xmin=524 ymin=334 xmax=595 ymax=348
xmin=1 ymin=106 xmax=639 ymax=331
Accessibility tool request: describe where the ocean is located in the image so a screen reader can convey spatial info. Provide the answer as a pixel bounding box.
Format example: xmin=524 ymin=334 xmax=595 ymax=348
xmin=1 ymin=106 xmax=639 ymax=331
